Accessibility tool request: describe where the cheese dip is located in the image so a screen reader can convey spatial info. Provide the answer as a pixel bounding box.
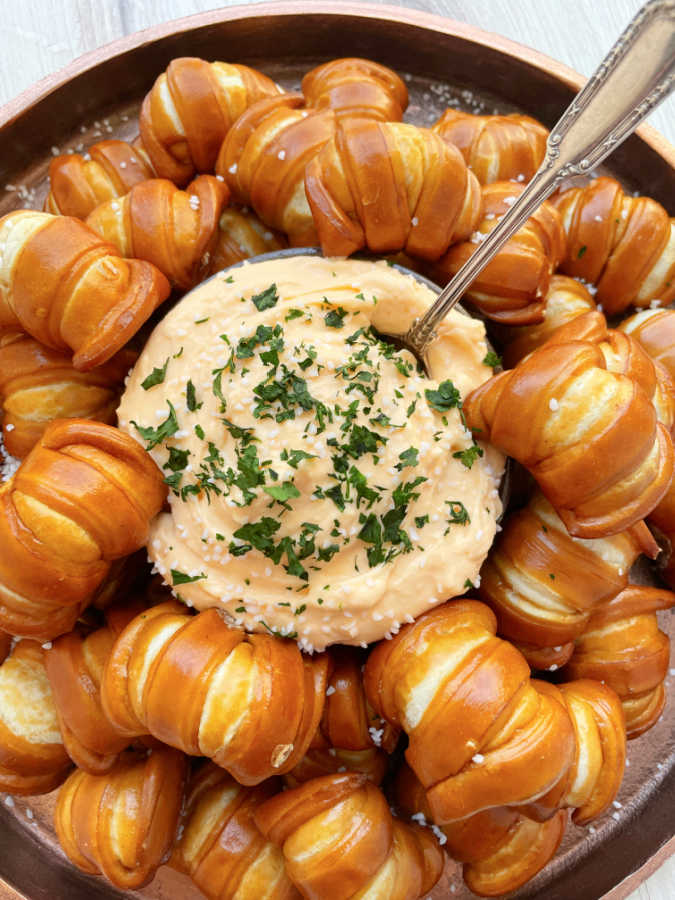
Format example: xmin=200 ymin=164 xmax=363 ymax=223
xmin=118 ymin=256 xmax=503 ymax=651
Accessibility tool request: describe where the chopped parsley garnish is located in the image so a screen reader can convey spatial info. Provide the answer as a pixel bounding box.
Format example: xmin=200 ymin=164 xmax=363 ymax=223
xmin=250 ymin=283 xmax=279 ymax=311
xmin=131 ymin=401 xmax=178 ymax=449
xmin=445 ymin=501 xmax=470 ymax=533
xmin=577 ymin=245 xmax=587 ymax=259
xmin=285 ymin=308 xmax=304 ymax=321
xmin=263 ymin=481 xmax=301 ymax=505
xmin=453 ymin=444 xmax=484 ymax=469
xmin=425 ymin=380 xmax=461 ymax=412
xmin=186 ymin=379 xmax=202 ymax=411
xmin=482 ymin=350 xmax=502 ymax=370
xmin=141 ymin=357 xmax=169 ymax=390
xmin=171 ymin=569 xmax=207 ymax=585
xmin=396 ymin=447 xmax=419 ymax=470
xmin=280 ymin=448 xmax=316 ymax=468
xmin=324 ymin=307 xmax=348 ymax=328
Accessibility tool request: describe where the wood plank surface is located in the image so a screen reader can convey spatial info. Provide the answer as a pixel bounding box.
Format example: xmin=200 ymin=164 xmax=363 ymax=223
xmin=0 ymin=2 xmax=673 ymax=899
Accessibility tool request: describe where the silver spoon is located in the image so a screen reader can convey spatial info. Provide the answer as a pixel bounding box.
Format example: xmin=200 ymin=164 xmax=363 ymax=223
xmin=401 ymin=0 xmax=675 ymax=368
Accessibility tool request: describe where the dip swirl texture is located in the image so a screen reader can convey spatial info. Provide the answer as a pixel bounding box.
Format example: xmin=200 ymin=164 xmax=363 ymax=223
xmin=118 ymin=256 xmax=503 ymax=651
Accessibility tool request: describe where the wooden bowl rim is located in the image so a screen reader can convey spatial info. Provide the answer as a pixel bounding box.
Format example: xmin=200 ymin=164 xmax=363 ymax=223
xmin=0 ymin=0 xmax=673 ymax=169
xmin=0 ymin=2 xmax=672 ymax=898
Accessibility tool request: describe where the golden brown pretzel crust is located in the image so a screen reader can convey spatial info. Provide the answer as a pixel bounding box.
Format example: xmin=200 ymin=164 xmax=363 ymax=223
xmin=395 ymin=763 xmax=567 ymax=898
xmin=500 ymin=275 xmax=596 ymax=367
xmin=0 ymin=211 xmax=170 ymax=370
xmin=364 ymin=600 xmax=626 ymax=831
xmin=553 ymin=176 xmax=675 ymax=315
xmin=564 ymin=585 xmax=675 ymax=738
xmin=285 ymin=646 xmax=397 ymax=787
xmin=478 ymin=491 xmax=657 ymax=664
xmin=45 ymin=138 xmax=155 ymax=220
xmin=0 ymin=335 xmax=135 ymax=459
xmin=0 ymin=419 xmax=166 ymax=641
xmin=0 ymin=639 xmax=71 ymax=794
xmin=302 ymin=57 xmax=408 ymax=122
xmin=140 ymin=57 xmax=282 ymax=185
xmin=54 ymin=746 xmax=187 ymax=890
xmin=44 ymin=598 xmax=147 ymax=774
xmin=432 ymin=109 xmax=548 ymax=185
xmin=619 ymin=309 xmax=675 ymax=383
xmin=431 ymin=182 xmax=566 ymax=325
xmin=171 ymin=763 xmax=299 ymax=900
xmin=86 ymin=175 xmax=229 ymax=289
xmin=101 ymin=602 xmax=329 ymax=785
xmin=255 ymin=773 xmax=444 ymax=900
xmin=217 ymin=93 xmax=336 ymax=246
xmin=305 ymin=118 xmax=481 ymax=259
xmin=464 ymin=317 xmax=675 ymax=538
xmin=206 ymin=207 xmax=287 ymax=276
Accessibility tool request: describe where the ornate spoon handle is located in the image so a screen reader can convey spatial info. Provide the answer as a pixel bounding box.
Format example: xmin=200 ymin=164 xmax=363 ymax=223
xmin=407 ymin=0 xmax=675 ymax=357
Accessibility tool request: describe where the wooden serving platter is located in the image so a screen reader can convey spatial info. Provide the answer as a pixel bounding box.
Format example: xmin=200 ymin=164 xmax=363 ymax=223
xmin=0 ymin=4 xmax=673 ymax=900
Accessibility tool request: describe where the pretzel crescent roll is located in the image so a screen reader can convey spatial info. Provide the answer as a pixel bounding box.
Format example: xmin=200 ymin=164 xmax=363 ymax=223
xmin=286 ymin=646 xmax=397 ymax=787
xmin=432 ymin=181 xmax=566 ymax=324
xmin=54 ymin=746 xmax=187 ymax=890
xmin=364 ymin=600 xmax=576 ymax=824
xmin=464 ymin=317 xmax=675 ymax=538
xmin=564 ymin=585 xmax=675 ymax=738
xmin=0 ymin=419 xmax=166 ymax=641
xmin=305 ymin=118 xmax=481 ymax=259
xmin=432 ymin=109 xmax=549 ymax=184
xmin=217 ymin=93 xmax=336 ymax=246
xmin=140 ymin=57 xmax=282 ymax=184
xmin=101 ymin=602 xmax=329 ymax=785
xmin=0 ymin=334 xmax=135 ymax=459
xmin=44 ymin=598 xmax=147 ymax=773
xmin=500 ymin=275 xmax=596 ymax=367
xmin=206 ymin=207 xmax=287 ymax=276
xmin=0 ymin=211 xmax=170 ymax=370
xmin=478 ymin=491 xmax=657 ymax=668
xmin=255 ymin=773 xmax=444 ymax=900
xmin=553 ymin=176 xmax=675 ymax=314
xmin=171 ymin=763 xmax=299 ymax=900
xmin=395 ymin=763 xmax=567 ymax=898
xmin=0 ymin=639 xmax=71 ymax=794
xmin=619 ymin=307 xmax=675 ymax=390
xmin=45 ymin=138 xmax=155 ymax=219
xmin=86 ymin=174 xmax=230 ymax=289
xmin=302 ymin=57 xmax=408 ymax=122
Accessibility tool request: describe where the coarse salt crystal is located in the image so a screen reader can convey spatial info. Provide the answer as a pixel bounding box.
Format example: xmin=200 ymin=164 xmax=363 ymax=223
xmin=326 ymin=685 xmax=336 ymax=696
xmin=472 ymin=753 xmax=485 ymax=764
xmin=549 ymin=397 xmax=559 ymax=411
xmin=277 ymin=150 xmax=286 ymax=161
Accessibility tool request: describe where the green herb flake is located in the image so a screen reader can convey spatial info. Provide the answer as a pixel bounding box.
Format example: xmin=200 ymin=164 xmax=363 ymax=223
xmin=250 ymin=283 xmax=279 ymax=311
xmin=482 ymin=350 xmax=502 ymax=370
xmin=171 ymin=569 xmax=207 ymax=585
xmin=285 ymin=308 xmax=304 ymax=321
xmin=141 ymin=357 xmax=169 ymax=391
xmin=577 ymin=245 xmax=588 ymax=259
xmin=425 ymin=380 xmax=461 ymax=413
xmin=396 ymin=447 xmax=419 ymax=471
xmin=131 ymin=401 xmax=179 ymax=449
xmin=453 ymin=445 xmax=484 ymax=469
xmin=186 ymin=379 xmax=202 ymax=411
xmin=324 ymin=307 xmax=348 ymax=328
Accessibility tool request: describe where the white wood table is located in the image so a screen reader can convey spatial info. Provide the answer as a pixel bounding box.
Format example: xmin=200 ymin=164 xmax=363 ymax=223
xmin=0 ymin=2 xmax=673 ymax=899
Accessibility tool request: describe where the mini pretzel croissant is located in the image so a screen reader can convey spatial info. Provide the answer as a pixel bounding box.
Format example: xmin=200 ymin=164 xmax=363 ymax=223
xmin=44 ymin=598 xmax=147 ymax=773
xmin=619 ymin=308 xmax=675 ymax=385
xmin=500 ymin=275 xmax=596 ymax=367
xmin=302 ymin=57 xmax=408 ymax=121
xmin=140 ymin=57 xmax=282 ymax=184
xmin=206 ymin=206 xmax=287 ymax=276
xmin=552 ymin=176 xmax=675 ymax=314
xmin=395 ymin=763 xmax=567 ymax=898
xmin=565 ymin=585 xmax=675 ymax=738
xmin=171 ymin=763 xmax=298 ymax=900
xmin=286 ymin=646 xmax=397 ymax=787
xmin=464 ymin=316 xmax=675 ymax=538
xmin=45 ymin=138 xmax=155 ymax=220
xmin=86 ymin=174 xmax=230 ymax=289
xmin=0 ymin=334 xmax=135 ymax=459
xmin=0 ymin=211 xmax=170 ymax=371
xmin=254 ymin=773 xmax=445 ymax=900
xmin=305 ymin=118 xmax=481 ymax=259
xmin=54 ymin=746 xmax=187 ymax=890
xmin=364 ymin=600 xmax=626 ymax=829
xmin=431 ymin=181 xmax=566 ymax=324
xmin=0 ymin=639 xmax=71 ymax=794
xmin=101 ymin=602 xmax=330 ymax=785
xmin=217 ymin=93 xmax=337 ymax=246
xmin=432 ymin=109 xmax=549 ymax=184
xmin=478 ymin=491 xmax=658 ymax=670
xmin=0 ymin=419 xmax=166 ymax=641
